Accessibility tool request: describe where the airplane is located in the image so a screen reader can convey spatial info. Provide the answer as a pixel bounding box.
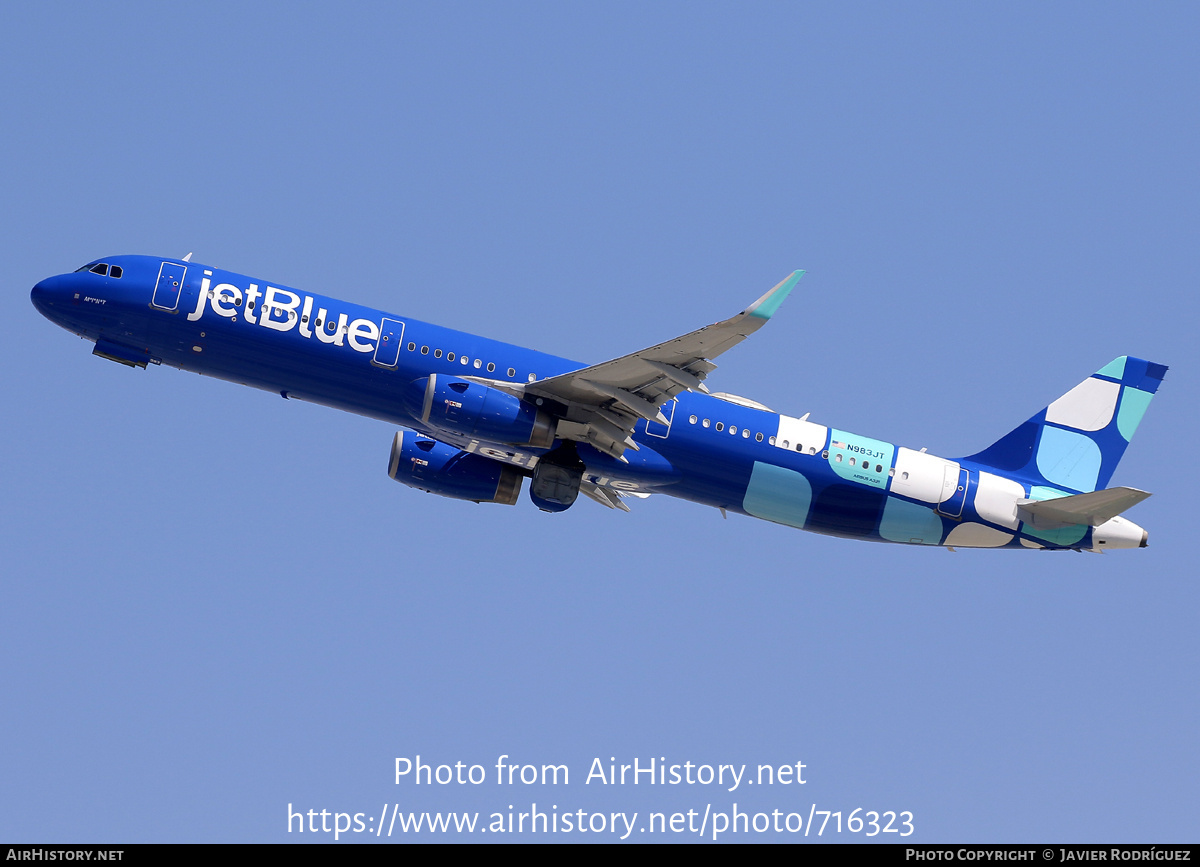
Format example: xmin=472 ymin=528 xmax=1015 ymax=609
xmin=30 ymin=255 xmax=1166 ymax=551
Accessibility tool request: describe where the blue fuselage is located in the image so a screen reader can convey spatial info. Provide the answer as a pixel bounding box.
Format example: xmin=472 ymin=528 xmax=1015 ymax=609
xmin=31 ymin=255 xmax=1149 ymax=551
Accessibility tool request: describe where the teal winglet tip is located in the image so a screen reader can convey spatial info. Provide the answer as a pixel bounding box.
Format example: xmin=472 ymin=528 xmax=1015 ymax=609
xmin=748 ymin=270 xmax=804 ymax=320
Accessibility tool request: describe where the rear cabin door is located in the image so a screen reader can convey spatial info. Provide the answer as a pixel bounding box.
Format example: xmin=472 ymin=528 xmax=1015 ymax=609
xmin=936 ymin=466 xmax=970 ymax=519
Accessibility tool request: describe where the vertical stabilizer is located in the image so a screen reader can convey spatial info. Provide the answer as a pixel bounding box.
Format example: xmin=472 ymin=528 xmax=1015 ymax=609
xmin=962 ymin=357 xmax=1167 ymax=493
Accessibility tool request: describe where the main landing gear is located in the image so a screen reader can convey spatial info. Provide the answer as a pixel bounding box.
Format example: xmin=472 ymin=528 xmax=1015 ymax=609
xmin=529 ymin=441 xmax=585 ymax=512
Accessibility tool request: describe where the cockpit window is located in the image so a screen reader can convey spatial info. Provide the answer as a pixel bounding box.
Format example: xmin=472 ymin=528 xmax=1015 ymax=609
xmin=76 ymin=262 xmax=122 ymax=277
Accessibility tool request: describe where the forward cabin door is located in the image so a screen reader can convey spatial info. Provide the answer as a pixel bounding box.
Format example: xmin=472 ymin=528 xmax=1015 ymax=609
xmin=152 ymin=262 xmax=187 ymax=311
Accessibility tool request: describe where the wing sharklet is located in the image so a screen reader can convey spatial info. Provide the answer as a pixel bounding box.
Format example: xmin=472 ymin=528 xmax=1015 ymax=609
xmin=745 ymin=270 xmax=804 ymax=321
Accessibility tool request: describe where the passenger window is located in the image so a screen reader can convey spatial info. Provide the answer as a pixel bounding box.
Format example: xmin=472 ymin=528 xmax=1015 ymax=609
xmin=782 ymin=440 xmax=789 ymax=449
xmin=795 ymin=443 xmax=803 ymax=452
xmin=434 ymin=349 xmax=442 ymax=358
xmin=89 ymin=263 xmax=108 ymax=276
xmin=474 ymin=359 xmax=482 ymax=369
xmin=729 ymin=425 xmax=737 ymax=435
xmin=769 ymin=436 xmax=776 ymax=445
xmin=447 ymin=352 xmax=454 ymax=361
xmin=836 ymin=454 xmax=843 ymax=462
xmin=507 ymin=368 xmax=516 ymax=377
xmin=487 ymin=362 xmax=495 ymax=372
xmin=421 ymin=346 xmax=429 ymax=355
xmin=715 ymin=422 xmax=724 ymax=432
xmin=742 ymin=429 xmax=750 ymax=438
xmin=689 ymin=415 xmax=698 ymax=424
xmin=756 ymin=432 xmax=763 ymax=442
xmin=110 ymin=266 xmax=123 ymax=278
xmin=702 ymin=419 xmax=711 ymax=428
xmin=408 ymin=342 xmax=415 ymax=351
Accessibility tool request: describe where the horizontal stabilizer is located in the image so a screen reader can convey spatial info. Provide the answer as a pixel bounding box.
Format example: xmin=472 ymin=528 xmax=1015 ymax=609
xmin=1016 ymin=487 xmax=1151 ymax=529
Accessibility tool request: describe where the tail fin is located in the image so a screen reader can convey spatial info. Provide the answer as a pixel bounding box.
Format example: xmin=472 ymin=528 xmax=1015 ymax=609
xmin=963 ymin=356 xmax=1167 ymax=493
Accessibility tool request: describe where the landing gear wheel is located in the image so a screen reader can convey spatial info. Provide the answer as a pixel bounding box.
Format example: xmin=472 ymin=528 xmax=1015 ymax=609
xmin=529 ymin=442 xmax=586 ymax=512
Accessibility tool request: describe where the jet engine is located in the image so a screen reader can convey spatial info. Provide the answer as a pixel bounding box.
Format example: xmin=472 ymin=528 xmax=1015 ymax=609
xmin=388 ymin=431 xmax=523 ymax=505
xmin=403 ymin=374 xmax=556 ymax=448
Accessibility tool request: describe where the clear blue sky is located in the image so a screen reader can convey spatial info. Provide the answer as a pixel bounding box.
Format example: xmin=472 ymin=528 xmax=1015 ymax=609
xmin=2 ymin=2 xmax=1196 ymax=843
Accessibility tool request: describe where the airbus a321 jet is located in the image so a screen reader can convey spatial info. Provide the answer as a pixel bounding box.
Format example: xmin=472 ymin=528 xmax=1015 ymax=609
xmin=31 ymin=256 xmax=1165 ymax=551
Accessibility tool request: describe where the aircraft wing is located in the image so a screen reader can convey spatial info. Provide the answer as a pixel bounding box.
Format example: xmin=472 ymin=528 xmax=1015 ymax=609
xmin=505 ymin=271 xmax=804 ymax=461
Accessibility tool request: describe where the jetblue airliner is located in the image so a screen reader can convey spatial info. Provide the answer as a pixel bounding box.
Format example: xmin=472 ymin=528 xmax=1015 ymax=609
xmin=31 ymin=255 xmax=1165 ymax=550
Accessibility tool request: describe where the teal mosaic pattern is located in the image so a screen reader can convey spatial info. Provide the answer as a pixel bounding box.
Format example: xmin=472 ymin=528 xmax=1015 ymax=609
xmin=879 ymin=497 xmax=944 ymax=545
xmin=827 ymin=429 xmax=894 ymax=490
xmin=1096 ymin=356 xmax=1127 ymax=379
xmin=965 ymin=356 xmax=1166 ymax=495
xmin=1035 ymin=426 xmax=1102 ymax=492
xmin=1116 ymin=387 xmax=1153 ymax=442
xmin=743 ymin=461 xmax=813 ymax=529
xmin=1022 ymin=486 xmax=1088 ymax=546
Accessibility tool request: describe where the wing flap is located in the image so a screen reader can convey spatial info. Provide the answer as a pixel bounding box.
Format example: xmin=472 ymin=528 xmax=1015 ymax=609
xmin=580 ymin=480 xmax=632 ymax=512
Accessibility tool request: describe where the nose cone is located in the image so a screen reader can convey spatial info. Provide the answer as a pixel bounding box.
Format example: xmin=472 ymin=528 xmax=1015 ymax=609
xmin=31 ymin=273 xmax=93 ymax=333
xmin=31 ymin=274 xmax=71 ymax=319
xmin=30 ymin=278 xmax=52 ymax=316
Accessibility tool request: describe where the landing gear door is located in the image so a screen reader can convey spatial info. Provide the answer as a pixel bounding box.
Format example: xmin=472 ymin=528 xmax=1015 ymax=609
xmin=152 ymin=262 xmax=187 ymax=311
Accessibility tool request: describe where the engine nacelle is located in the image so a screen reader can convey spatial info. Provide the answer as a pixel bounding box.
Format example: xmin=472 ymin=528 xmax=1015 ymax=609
xmin=403 ymin=374 xmax=556 ymax=449
xmin=388 ymin=431 xmax=523 ymax=505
